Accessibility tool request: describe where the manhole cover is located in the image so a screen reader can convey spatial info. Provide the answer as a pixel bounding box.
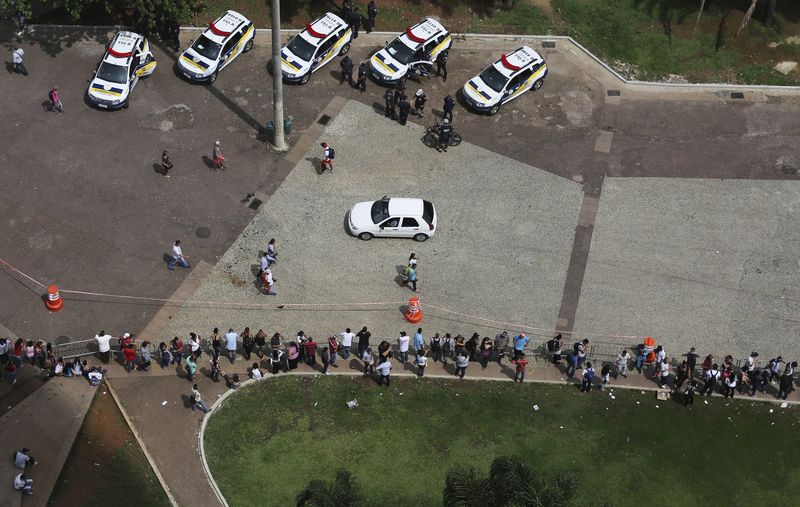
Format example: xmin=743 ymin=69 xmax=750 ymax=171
xmin=730 ymin=92 xmax=745 ymax=99
xmin=55 ymin=335 xmax=71 ymax=345
xmin=196 ymin=227 xmax=211 ymax=239
xmin=542 ymin=40 xmax=556 ymax=48
xmin=249 ymin=198 xmax=263 ymax=210
xmin=318 ymin=114 xmax=331 ymax=125
xmin=607 ymin=89 xmax=621 ymax=97
xmin=781 ymin=164 xmax=797 ymax=175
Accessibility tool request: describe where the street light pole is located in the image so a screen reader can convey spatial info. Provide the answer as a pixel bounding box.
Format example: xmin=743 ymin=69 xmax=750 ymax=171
xmin=271 ymin=0 xmax=287 ymax=151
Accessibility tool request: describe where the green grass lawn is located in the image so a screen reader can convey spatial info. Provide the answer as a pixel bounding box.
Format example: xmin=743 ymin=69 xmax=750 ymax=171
xmin=205 ymin=376 xmax=800 ymax=506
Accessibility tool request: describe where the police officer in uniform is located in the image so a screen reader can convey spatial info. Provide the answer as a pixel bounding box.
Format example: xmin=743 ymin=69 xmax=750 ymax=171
xmin=356 ymin=62 xmax=368 ymax=93
xmin=384 ymin=88 xmax=397 ymax=119
xmin=340 ymin=55 xmax=354 ymax=86
xmin=393 ymin=78 xmax=406 ymax=105
xmin=443 ymin=94 xmax=455 ymax=122
xmin=366 ymin=0 xmax=378 ymax=33
xmin=398 ymin=94 xmax=411 ymax=126
xmin=413 ymin=89 xmax=427 ymax=117
xmin=437 ymin=118 xmax=452 ymax=152
xmin=342 ymin=0 xmax=353 ymax=19
xmin=349 ymin=7 xmax=362 ymax=39
xmin=436 ymin=49 xmax=449 ymax=82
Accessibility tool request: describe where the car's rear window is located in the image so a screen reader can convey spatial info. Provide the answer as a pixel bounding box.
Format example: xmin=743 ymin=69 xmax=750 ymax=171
xmin=371 ymin=200 xmax=390 ymax=224
xmin=422 ymin=200 xmax=435 ymax=225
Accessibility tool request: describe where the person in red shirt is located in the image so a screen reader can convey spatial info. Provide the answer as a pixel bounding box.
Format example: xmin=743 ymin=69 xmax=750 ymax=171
xmin=512 ymin=353 xmax=529 ymax=383
xmin=303 ymin=338 xmax=318 ymax=366
xmin=5 ymin=361 xmax=17 ymax=384
xmin=123 ymin=344 xmax=137 ymax=373
xmin=327 ymin=336 xmax=339 ymax=368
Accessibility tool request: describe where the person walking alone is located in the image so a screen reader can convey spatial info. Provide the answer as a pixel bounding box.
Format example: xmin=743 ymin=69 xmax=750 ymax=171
xmin=48 ymin=87 xmax=63 ymax=112
xmin=161 ymin=150 xmax=173 ymax=177
xmin=12 ymin=46 xmax=27 ymax=75
xmin=406 ymin=264 xmax=418 ymax=292
xmin=212 ymin=140 xmax=225 ymax=170
xmin=190 ymin=384 xmax=210 ymax=413
xmin=320 ymin=142 xmax=334 ymax=173
xmin=168 ymin=240 xmax=190 ymax=270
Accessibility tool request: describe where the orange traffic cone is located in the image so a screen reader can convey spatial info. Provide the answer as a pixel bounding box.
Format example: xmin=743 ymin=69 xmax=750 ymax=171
xmin=404 ymin=296 xmax=423 ymax=324
xmin=45 ymin=284 xmax=63 ymax=312
xmin=643 ymin=336 xmax=656 ymax=364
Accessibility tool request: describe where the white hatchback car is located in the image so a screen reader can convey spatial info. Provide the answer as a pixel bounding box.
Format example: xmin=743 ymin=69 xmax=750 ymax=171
xmin=178 ymin=10 xmax=255 ymax=83
xmin=348 ymin=198 xmax=437 ymax=242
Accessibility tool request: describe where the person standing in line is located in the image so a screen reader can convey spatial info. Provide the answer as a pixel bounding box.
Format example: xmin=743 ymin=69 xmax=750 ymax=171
xmin=48 ymin=87 xmax=63 ymax=112
xmin=413 ymin=89 xmax=427 ymax=117
xmin=442 ymin=94 xmax=454 ymax=122
xmin=0 ymin=337 xmax=9 ymax=364
xmin=683 ymin=346 xmax=699 ymax=380
xmin=455 ymin=350 xmax=469 ymax=379
xmin=210 ymin=328 xmax=222 ymax=360
xmin=320 ymin=142 xmax=334 ymax=173
xmin=138 ymin=341 xmax=152 ymax=371
xmin=188 ymin=332 xmax=202 ymax=359
xmin=224 ymin=328 xmax=238 ymax=364
xmin=340 ymin=55 xmax=354 ymax=86
xmin=170 ymin=336 xmax=184 ymax=366
xmin=340 ymin=328 xmax=355 ymax=359
xmin=415 ymin=350 xmax=427 ymax=378
xmin=356 ymin=326 xmax=371 ymax=358
xmin=512 ymin=333 xmax=528 ymax=360
xmin=778 ymin=361 xmax=797 ymax=400
xmin=287 ymin=341 xmax=300 ymax=370
xmin=397 ymin=331 xmax=410 ymax=363
xmin=575 ymin=339 xmax=589 ymax=369
xmin=723 ymin=372 xmax=737 ymax=398
xmin=254 ymin=329 xmax=268 ymax=359
xmin=366 ymin=0 xmax=377 ymax=32
xmin=191 ymin=384 xmax=210 ymax=413
xmin=512 ymin=353 xmax=528 ymax=383
xmin=210 ymin=356 xmax=221 ymax=382
xmin=158 ymin=342 xmax=171 ymax=369
xmin=5 ymin=360 xmax=18 ymax=384
xmin=546 ymin=333 xmax=562 ymax=365
xmin=683 ymin=380 xmax=697 ymax=407
xmin=650 ymin=346 xmax=666 ymax=379
xmin=185 ymin=353 xmax=197 ymax=381
xmin=376 ymin=356 xmax=392 ymax=386
xmin=123 ymin=344 xmax=137 ymax=373
xmin=480 ymin=336 xmax=493 ymax=370
xmin=356 ymin=62 xmax=368 ymax=93
xmin=739 ymin=351 xmax=758 ymax=393
xmin=270 ymin=348 xmax=285 ymax=374
xmin=615 ymin=350 xmax=629 ymax=378
xmin=349 ymin=8 xmax=361 ymax=39
xmin=442 ymin=333 xmax=454 ymax=365
xmin=406 ymin=264 xmax=418 ymax=292
xmin=327 ymin=335 xmax=339 ymax=368
xmin=494 ymin=331 xmax=509 ymax=366
xmin=384 ymin=87 xmax=397 ymax=119
xmin=14 ymin=473 xmax=33 ymax=495
xmin=161 ymin=150 xmax=173 ymax=177
xmin=303 ymin=337 xmax=318 ymax=366
xmin=600 ymin=363 xmax=612 ymax=390
xmin=212 ymin=140 xmax=225 ymax=170
xmin=320 ymin=346 xmax=331 ymax=375
xmin=435 ymin=48 xmax=448 ymax=82
xmin=12 ymin=46 xmax=27 ymax=75
xmin=657 ymin=358 xmax=671 ymax=389
xmin=398 ymin=94 xmax=411 ymax=126
xmin=168 ymin=240 xmax=190 ymax=270
xmin=674 ymin=360 xmax=690 ymax=389
xmin=634 ymin=343 xmax=647 ymax=374
xmin=241 ymin=327 xmax=254 ymax=361
xmin=413 ymin=328 xmax=425 ymax=354
xmin=362 ymin=347 xmax=374 ymax=376
xmin=580 ymin=362 xmax=595 ymax=392
xmin=565 ymin=350 xmax=578 ymax=378
xmin=95 ymin=331 xmax=112 ymax=364
xmin=701 ymin=363 xmax=720 ymax=396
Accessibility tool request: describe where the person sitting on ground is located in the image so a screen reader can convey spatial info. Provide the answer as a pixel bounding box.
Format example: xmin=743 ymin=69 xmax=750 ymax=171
xmin=223 ymin=372 xmax=240 ymax=389
xmin=250 ymin=362 xmax=263 ymax=379
xmin=87 ymin=367 xmax=104 ymax=386
xmin=13 ymin=448 xmax=36 ymax=469
xmin=14 ymin=473 xmax=33 ymax=495
xmin=70 ymin=356 xmax=82 ymax=377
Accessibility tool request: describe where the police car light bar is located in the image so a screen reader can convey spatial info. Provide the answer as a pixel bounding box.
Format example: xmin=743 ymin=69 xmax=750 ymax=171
xmin=209 ymin=22 xmax=232 ymax=36
xmin=306 ymin=23 xmax=328 ymax=38
xmin=107 ymin=47 xmax=132 ymax=58
xmin=501 ymin=54 xmax=521 ymax=71
xmin=405 ymin=26 xmax=426 ymax=43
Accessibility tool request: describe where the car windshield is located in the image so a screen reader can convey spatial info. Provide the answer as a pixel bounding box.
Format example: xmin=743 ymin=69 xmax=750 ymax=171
xmin=422 ymin=201 xmax=435 ymax=226
xmin=386 ymin=38 xmax=414 ymax=65
xmin=96 ymin=62 xmax=128 ymax=84
xmin=288 ymin=35 xmax=315 ymax=62
xmin=370 ymin=200 xmax=390 ymax=224
xmin=192 ymin=35 xmax=221 ymax=60
xmin=479 ymin=65 xmax=508 ymax=93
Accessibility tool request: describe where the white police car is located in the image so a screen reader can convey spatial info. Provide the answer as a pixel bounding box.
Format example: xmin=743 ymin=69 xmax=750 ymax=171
xmin=280 ymin=12 xmax=352 ymax=84
xmin=87 ymin=31 xmax=156 ymax=110
xmin=462 ymin=46 xmax=548 ymax=115
xmin=178 ymin=10 xmax=254 ymax=83
xmin=370 ymin=18 xmax=451 ymax=84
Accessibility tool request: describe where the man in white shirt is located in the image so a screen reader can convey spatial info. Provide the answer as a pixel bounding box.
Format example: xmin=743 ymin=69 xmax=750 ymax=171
xmin=168 ymin=240 xmax=190 ymax=270
xmin=339 ymin=328 xmax=355 ymax=359
xmin=12 ymin=46 xmax=27 ymax=75
xmin=224 ymin=328 xmax=238 ymax=363
xmin=397 ymin=331 xmax=410 ymax=363
xmin=14 ymin=448 xmax=36 ymax=469
xmin=375 ymin=358 xmax=392 ymax=386
xmin=95 ymin=330 xmax=113 ymax=363
xmin=14 ymin=473 xmax=33 ymax=494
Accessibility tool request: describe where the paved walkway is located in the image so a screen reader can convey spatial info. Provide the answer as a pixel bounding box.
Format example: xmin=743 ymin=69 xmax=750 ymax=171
xmin=0 ymin=377 xmax=93 ymax=507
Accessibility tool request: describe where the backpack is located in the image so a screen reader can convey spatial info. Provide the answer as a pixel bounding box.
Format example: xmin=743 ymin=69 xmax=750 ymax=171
xmin=443 ymin=339 xmax=452 ymax=353
xmin=573 ymin=341 xmax=581 ymax=353
xmin=546 ymin=339 xmax=557 ymax=352
xmin=584 ymin=368 xmax=595 ymax=381
xmin=328 ymin=147 xmax=335 ymax=159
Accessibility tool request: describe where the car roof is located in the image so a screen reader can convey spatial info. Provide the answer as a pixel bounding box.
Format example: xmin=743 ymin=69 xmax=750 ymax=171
xmin=397 ymin=17 xmax=447 ymax=49
xmin=299 ymin=12 xmax=347 ymax=45
xmin=388 ymin=198 xmax=425 ymax=216
xmin=104 ymin=31 xmax=141 ymax=65
xmin=205 ymin=10 xmax=250 ymax=44
xmin=493 ymin=46 xmax=545 ymax=78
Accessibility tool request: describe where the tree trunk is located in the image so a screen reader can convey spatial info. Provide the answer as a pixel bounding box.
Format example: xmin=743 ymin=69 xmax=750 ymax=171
xmin=694 ymin=0 xmax=706 ymax=33
xmin=735 ymin=0 xmax=758 ymax=38
xmin=502 ymin=0 xmax=514 ymax=10
xmin=765 ymin=0 xmax=777 ymax=25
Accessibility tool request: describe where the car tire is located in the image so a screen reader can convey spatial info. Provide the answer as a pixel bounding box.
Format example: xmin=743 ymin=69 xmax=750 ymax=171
xmin=413 ymin=233 xmax=429 ymax=242
xmin=340 ymin=43 xmax=350 ymax=56
xmin=358 ymin=232 xmax=374 ymax=241
xmin=122 ymin=100 xmax=129 ymax=109
xmin=533 ymin=78 xmax=544 ymax=90
xmin=449 ymin=133 xmax=462 ymax=146
xmin=300 ymin=73 xmax=310 ymax=85
xmin=209 ymin=71 xmax=218 ymax=84
xmin=488 ymin=104 xmax=500 ymax=116
xmin=243 ymin=39 xmax=254 ymax=53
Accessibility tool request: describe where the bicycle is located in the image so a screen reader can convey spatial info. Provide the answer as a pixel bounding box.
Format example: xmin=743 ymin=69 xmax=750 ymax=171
xmin=422 ymin=123 xmax=462 ymax=149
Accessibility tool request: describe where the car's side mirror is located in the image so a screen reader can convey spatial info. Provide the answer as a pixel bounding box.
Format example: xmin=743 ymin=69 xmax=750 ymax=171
xmin=189 ymin=38 xmax=194 ymax=46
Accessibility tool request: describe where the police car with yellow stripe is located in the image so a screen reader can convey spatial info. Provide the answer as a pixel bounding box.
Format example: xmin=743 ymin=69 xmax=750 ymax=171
xmin=87 ymin=31 xmax=156 ymax=110
xmin=280 ymin=12 xmax=352 ymax=84
xmin=178 ymin=10 xmax=255 ymax=83
xmin=370 ymin=18 xmax=451 ymax=84
xmin=462 ymin=46 xmax=548 ymax=115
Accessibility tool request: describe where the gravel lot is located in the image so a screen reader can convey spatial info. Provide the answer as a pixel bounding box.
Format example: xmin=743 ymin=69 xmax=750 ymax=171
xmin=164 ymin=100 xmax=584 ymax=342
